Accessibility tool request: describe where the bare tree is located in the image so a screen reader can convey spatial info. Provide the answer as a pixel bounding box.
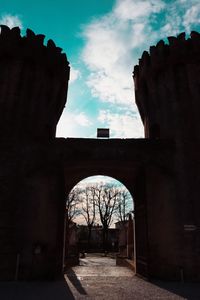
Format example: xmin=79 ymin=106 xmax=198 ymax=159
xmin=66 ymin=187 xmax=82 ymax=222
xmin=94 ymin=183 xmax=119 ymax=252
xmin=115 ymin=188 xmax=133 ymax=224
xmin=66 ymin=182 xmax=133 ymax=256
xmin=80 ymin=186 xmax=96 ymax=249
xmin=65 ymin=187 xmax=82 ymax=257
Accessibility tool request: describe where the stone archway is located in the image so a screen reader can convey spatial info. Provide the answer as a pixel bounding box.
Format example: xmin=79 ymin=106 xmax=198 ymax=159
xmin=0 ymin=137 xmax=173 ymax=281
xmin=60 ymin=138 xmax=173 ymax=280
xmin=63 ymin=171 xmax=142 ymax=276
xmin=64 ymin=175 xmax=134 ymax=263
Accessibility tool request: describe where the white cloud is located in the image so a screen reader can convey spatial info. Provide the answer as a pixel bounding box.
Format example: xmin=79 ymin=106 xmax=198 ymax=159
xmin=79 ymin=175 xmax=122 ymax=186
xmin=114 ymin=0 xmax=165 ymax=20
xmin=183 ymin=3 xmax=200 ymax=32
xmin=56 ymin=111 xmax=92 ymax=137
xmin=82 ymin=0 xmax=200 ymax=109
xmin=87 ymin=71 xmax=134 ymax=106
xmin=80 ymin=1 xmax=162 ymax=141
xmin=0 ymin=14 xmax=23 ymax=29
xmin=69 ymin=66 xmax=81 ymax=83
xmin=79 ymin=0 xmax=200 ymax=139
xmin=56 ymin=112 xmax=76 ymax=137
xmin=81 ymin=0 xmax=165 ymax=108
xmin=98 ymin=109 xmax=144 ymax=138
xmin=74 ymin=112 xmax=91 ymax=127
xmin=160 ymin=0 xmax=200 ymax=36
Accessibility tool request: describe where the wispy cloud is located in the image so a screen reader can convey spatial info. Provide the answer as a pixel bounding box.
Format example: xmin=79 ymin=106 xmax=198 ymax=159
xmin=80 ymin=0 xmax=200 ymax=138
xmin=183 ymin=3 xmax=200 ymax=32
xmin=69 ymin=66 xmax=81 ymax=84
xmin=74 ymin=112 xmax=92 ymax=127
xmin=0 ymin=14 xmax=23 ymax=29
xmin=159 ymin=0 xmax=200 ymax=36
xmin=81 ymin=0 xmax=165 ymax=107
xmin=114 ymin=0 xmax=165 ymax=20
xmin=56 ymin=111 xmax=92 ymax=138
xmin=80 ymin=175 xmax=122 ymax=186
xmin=98 ymin=109 xmax=144 ymax=138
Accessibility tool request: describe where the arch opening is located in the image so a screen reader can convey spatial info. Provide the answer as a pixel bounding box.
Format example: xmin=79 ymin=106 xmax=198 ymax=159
xmin=63 ymin=175 xmax=136 ymax=272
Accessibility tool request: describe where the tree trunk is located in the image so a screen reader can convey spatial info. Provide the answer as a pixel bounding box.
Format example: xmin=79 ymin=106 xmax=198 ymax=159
xmin=87 ymin=225 xmax=92 ymax=251
xmin=102 ymin=226 xmax=108 ymax=254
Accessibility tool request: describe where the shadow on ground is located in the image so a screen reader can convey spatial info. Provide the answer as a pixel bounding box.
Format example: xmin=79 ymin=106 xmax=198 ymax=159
xmin=65 ymin=268 xmax=87 ymax=295
xmin=0 ymin=278 xmax=75 ymax=300
xmin=153 ymin=280 xmax=200 ymax=300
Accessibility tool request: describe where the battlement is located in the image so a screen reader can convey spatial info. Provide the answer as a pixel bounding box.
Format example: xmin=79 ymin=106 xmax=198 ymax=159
xmin=134 ymin=31 xmax=200 ymax=80
xmin=0 ymin=26 xmax=70 ymax=140
xmin=133 ymin=31 xmax=200 ymax=140
xmin=0 ymin=26 xmax=69 ymax=78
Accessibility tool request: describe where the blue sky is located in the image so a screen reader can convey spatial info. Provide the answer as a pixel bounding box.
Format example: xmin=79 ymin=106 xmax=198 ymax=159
xmin=1 ymin=0 xmax=200 ymax=139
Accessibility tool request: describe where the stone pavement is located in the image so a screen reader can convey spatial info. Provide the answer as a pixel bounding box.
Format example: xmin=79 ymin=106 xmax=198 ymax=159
xmin=0 ymin=254 xmax=200 ymax=299
xmin=64 ymin=254 xmax=200 ymax=300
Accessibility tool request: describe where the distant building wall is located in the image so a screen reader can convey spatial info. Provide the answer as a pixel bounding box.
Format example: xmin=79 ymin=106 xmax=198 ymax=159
xmin=116 ymin=215 xmax=134 ymax=259
xmin=77 ymin=225 xmax=119 ymax=252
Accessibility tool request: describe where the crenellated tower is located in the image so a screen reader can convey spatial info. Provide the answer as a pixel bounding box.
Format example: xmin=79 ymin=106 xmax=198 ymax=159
xmin=134 ymin=31 xmax=200 ymax=140
xmin=0 ymin=25 xmax=70 ymax=140
xmin=0 ymin=26 xmax=70 ymax=280
xmin=134 ymin=32 xmax=200 ymax=281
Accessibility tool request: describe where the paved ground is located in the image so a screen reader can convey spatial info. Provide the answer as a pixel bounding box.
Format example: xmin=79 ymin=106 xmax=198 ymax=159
xmin=0 ymin=254 xmax=200 ymax=299
xmin=64 ymin=254 xmax=200 ymax=300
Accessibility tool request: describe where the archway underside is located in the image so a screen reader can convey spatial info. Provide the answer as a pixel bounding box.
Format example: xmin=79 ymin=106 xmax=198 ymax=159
xmin=62 ymin=138 xmax=175 ymax=280
xmin=0 ymin=138 xmax=179 ymax=281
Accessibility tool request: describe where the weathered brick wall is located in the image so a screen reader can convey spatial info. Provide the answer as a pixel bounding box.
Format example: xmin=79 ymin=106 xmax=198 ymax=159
xmin=134 ymin=32 xmax=200 ymax=281
xmin=0 ymin=26 xmax=69 ymax=280
xmin=0 ymin=25 xmax=69 ymax=140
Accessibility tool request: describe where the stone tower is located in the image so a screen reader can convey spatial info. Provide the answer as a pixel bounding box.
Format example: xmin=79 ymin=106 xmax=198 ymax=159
xmin=0 ymin=25 xmax=69 ymax=140
xmin=134 ymin=31 xmax=200 ymax=141
xmin=0 ymin=26 xmax=70 ymax=280
xmin=134 ymin=32 xmax=200 ymax=280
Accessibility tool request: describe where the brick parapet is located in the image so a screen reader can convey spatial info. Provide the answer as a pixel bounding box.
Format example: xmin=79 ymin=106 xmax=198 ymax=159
xmin=133 ymin=31 xmax=200 ymax=140
xmin=0 ymin=26 xmax=70 ymax=140
xmin=0 ymin=26 xmax=69 ymax=78
xmin=134 ymin=31 xmax=200 ymax=81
